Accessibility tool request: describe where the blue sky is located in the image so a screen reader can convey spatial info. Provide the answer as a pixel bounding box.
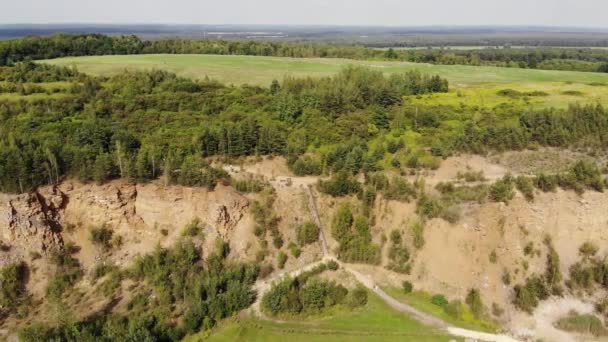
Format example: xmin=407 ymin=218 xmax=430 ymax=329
xmin=1 ymin=0 xmax=604 ymax=27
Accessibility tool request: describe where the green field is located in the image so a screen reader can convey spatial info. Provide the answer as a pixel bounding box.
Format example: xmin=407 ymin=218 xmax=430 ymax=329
xmin=185 ymin=292 xmax=456 ymax=342
xmin=383 ymin=288 xmax=497 ymax=333
xmin=42 ymin=54 xmax=608 ymax=86
xmin=41 ymin=54 xmax=608 ymax=108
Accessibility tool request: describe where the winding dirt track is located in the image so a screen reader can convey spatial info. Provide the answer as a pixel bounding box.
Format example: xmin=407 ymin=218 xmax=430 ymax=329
xmin=251 ymin=185 xmax=520 ymax=342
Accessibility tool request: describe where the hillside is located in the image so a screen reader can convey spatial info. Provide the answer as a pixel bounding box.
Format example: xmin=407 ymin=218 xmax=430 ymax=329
xmin=4 ymin=34 xmax=608 ymax=341
xmin=1 ymin=154 xmax=607 ymax=341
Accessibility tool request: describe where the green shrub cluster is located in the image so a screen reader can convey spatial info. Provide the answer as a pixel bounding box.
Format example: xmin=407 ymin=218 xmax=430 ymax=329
xmin=296 ymin=221 xmax=320 ymax=246
xmin=512 ymin=238 xmax=563 ymax=313
xmin=0 ymin=262 xmax=28 ymax=310
xmin=331 ymin=204 xmax=381 ymax=264
xmin=21 ymin=238 xmax=259 ymax=340
xmin=556 ymin=312 xmax=608 ymax=337
xmin=251 ymin=190 xmax=283 ymax=249
xmin=386 ymin=230 xmax=411 ymax=274
xmin=566 ymin=242 xmax=608 ymax=291
xmin=234 ymin=178 xmax=267 ymax=193
xmin=318 ymin=171 xmax=362 ymax=197
xmin=262 ymin=261 xmax=365 ymax=316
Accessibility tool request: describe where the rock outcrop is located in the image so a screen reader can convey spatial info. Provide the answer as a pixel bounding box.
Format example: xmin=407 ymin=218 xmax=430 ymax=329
xmin=0 ymin=186 xmax=65 ymax=261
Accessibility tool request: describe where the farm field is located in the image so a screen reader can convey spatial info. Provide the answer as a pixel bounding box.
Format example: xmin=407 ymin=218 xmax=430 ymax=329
xmin=41 ymin=54 xmax=608 ymax=108
xmin=185 ymin=292 xmax=456 ymax=342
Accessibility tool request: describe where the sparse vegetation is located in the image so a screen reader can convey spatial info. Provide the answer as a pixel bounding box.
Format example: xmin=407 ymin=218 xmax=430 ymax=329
xmin=556 ymin=311 xmax=608 ymax=337
xmin=297 ymin=221 xmax=320 ymax=246
xmin=89 ymin=224 xmax=114 ymax=251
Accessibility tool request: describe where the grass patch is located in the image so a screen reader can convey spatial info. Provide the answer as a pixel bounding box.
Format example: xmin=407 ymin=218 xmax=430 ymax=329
xmin=383 ymin=288 xmax=498 ymax=333
xmin=42 ymin=54 xmax=608 ymax=86
xmin=189 ymin=291 xmax=456 ymax=342
xmin=556 ymin=312 xmax=608 ymax=337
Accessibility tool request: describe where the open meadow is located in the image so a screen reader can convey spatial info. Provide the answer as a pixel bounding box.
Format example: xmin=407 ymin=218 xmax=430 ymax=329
xmin=41 ymin=54 xmax=608 ymax=108
xmin=185 ymin=292 xmax=457 ymax=342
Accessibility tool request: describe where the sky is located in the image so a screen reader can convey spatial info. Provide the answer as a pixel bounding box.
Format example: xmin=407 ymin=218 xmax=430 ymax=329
xmin=0 ymin=0 xmax=605 ymax=27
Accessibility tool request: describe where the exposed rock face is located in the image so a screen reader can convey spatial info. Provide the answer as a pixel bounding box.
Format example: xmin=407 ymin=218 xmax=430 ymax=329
xmin=0 ymin=186 xmax=65 ymax=260
xmin=0 ymin=180 xmax=252 ymax=268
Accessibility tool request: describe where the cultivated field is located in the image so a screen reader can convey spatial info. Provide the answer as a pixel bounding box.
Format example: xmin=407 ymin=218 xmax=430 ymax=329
xmin=41 ymin=54 xmax=608 ymax=108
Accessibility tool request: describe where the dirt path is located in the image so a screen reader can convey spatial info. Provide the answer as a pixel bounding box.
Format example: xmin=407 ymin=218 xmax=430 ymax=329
xmin=249 ymin=186 xmax=521 ymax=342
xmin=508 ymin=297 xmax=598 ymax=342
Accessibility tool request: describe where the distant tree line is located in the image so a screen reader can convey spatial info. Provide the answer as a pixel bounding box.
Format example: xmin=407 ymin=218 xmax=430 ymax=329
xmin=2 ymin=33 xmax=608 ymax=72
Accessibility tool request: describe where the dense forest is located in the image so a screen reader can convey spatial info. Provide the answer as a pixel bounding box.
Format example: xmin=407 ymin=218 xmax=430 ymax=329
xmin=2 ymin=58 xmax=608 ymax=194
xmin=0 ymin=62 xmax=449 ymax=193
xmin=2 ymin=33 xmax=608 ymax=73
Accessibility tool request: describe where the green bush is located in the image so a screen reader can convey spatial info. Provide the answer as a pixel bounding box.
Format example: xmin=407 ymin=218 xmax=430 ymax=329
xmin=513 ymin=275 xmax=549 ymax=313
xmin=182 ymin=218 xmax=202 ymax=237
xmin=489 ymin=176 xmax=515 ymax=203
xmin=330 ymin=204 xmax=380 ymax=264
xmin=0 ymin=262 xmax=27 ymax=309
xmin=412 ymin=222 xmax=425 ymax=249
xmin=277 ymin=251 xmax=288 ymax=269
xmin=515 ymin=176 xmax=535 ymax=201
xmin=556 ymin=312 xmax=608 ymax=337
xmin=297 ymin=222 xmax=320 ymax=246
xmin=431 ymin=294 xmax=448 ymax=307
xmin=465 ymin=288 xmax=484 ymax=318
xmin=347 ymin=286 xmax=368 ymax=308
xmin=402 ymin=281 xmax=413 ymax=294
xmin=416 ymin=194 xmax=444 ymax=219
xmin=90 ymin=224 xmax=114 ymax=250
xmin=235 ymin=178 xmax=267 ymax=193
xmin=289 ymin=155 xmax=323 ymax=176
xmin=288 ymin=242 xmax=301 ymax=258
xmin=318 ymin=171 xmax=362 ymax=197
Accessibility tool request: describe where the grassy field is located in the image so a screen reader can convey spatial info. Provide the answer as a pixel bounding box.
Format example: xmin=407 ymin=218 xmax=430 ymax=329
xmin=184 ymin=291 xmax=457 ymax=342
xmin=41 ymin=54 xmax=608 ymax=108
xmin=383 ymin=288 xmax=498 ymax=333
xmin=42 ymin=54 xmax=608 ymax=86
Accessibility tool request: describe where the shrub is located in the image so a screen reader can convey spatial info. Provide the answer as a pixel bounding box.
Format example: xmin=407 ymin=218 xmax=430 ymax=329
xmin=457 ymin=170 xmax=486 ymax=182
xmin=431 ymin=294 xmax=448 ymax=307
xmin=331 ymin=204 xmax=381 ymax=265
xmin=513 ymin=275 xmax=549 ymax=313
xmin=444 ymin=300 xmax=463 ymax=318
xmin=90 ymin=224 xmax=114 ymax=250
xmin=235 ymin=178 xmax=267 ymax=193
xmin=347 ymin=286 xmax=368 ymax=308
xmin=290 ymin=156 xmax=322 ymax=176
xmin=515 ymin=176 xmax=535 ymax=201
xmin=183 ymin=218 xmax=202 ymax=237
xmin=384 ymin=177 xmax=417 ymax=202
xmin=326 ymin=260 xmax=339 ymax=271
xmin=535 ymin=173 xmax=558 ymax=192
xmin=288 ymin=242 xmax=301 ymax=258
xmin=489 ymin=250 xmax=498 ymax=263
xmin=416 ymin=194 xmax=444 ymax=219
xmin=465 ymin=288 xmax=484 ymax=318
xmin=277 ymin=251 xmax=288 ymax=269
xmin=402 ymin=281 xmax=413 ymax=294
xmin=318 ymin=171 xmax=361 ymax=197
xmin=579 ymin=242 xmax=599 ymax=259
xmin=0 ymin=262 xmax=27 ymax=309
xmin=262 ymin=272 xmax=351 ymax=316
xmin=556 ymin=312 xmax=608 ymax=337
xmin=489 ymin=176 xmax=515 ymax=203
xmin=297 ymin=222 xmax=320 ymax=246
xmin=412 ymin=222 xmax=425 ymax=249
